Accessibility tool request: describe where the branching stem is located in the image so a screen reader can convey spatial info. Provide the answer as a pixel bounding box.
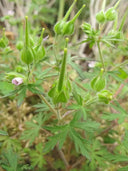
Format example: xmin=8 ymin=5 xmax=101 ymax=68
xmin=97 ymin=41 xmax=105 ymax=71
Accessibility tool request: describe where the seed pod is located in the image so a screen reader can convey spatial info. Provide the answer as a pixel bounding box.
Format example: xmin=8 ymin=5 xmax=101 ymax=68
xmin=105 ymin=7 xmax=117 ymax=21
xmin=21 ymin=47 xmax=34 ymax=65
xmin=98 ymin=90 xmax=113 ymax=104
xmin=16 ymin=41 xmax=24 ymax=50
xmin=62 ymin=21 xmax=74 ymax=35
xmin=63 ymin=4 xmax=85 ymax=36
xmin=54 ymin=20 xmax=66 ymax=35
xmin=91 ymin=75 xmax=106 ymax=92
xmin=58 ymin=48 xmax=67 ymax=91
xmin=96 ymin=10 xmax=106 ymax=23
xmin=91 ymin=69 xmax=106 ymax=92
xmin=20 ymin=16 xmax=34 ymax=65
xmin=34 ymin=45 xmax=45 ymax=61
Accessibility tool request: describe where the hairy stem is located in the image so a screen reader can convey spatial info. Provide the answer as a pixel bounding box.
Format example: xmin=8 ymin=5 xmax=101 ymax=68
xmin=97 ymin=41 xmax=105 ymax=71
xmin=58 ymin=0 xmax=65 ymax=21
xmin=38 ymin=94 xmax=58 ymax=117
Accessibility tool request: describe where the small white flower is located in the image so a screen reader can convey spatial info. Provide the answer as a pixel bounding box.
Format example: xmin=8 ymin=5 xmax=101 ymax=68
xmin=12 ymin=77 xmax=23 ymax=86
xmin=88 ymin=61 xmax=96 ymax=68
xmin=7 ymin=10 xmax=14 ymax=16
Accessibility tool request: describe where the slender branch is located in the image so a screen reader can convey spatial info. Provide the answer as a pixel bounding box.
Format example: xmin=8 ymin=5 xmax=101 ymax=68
xmin=56 ymin=144 xmax=69 ymax=168
xmin=38 ymin=94 xmax=58 ymax=117
xmin=58 ymin=0 xmax=65 ymax=21
xmin=69 ymin=77 xmax=87 ymax=92
xmin=97 ymin=41 xmax=105 ymax=71
xmin=62 ymin=110 xmax=75 ymax=119
xmin=70 ymin=157 xmax=85 ymax=169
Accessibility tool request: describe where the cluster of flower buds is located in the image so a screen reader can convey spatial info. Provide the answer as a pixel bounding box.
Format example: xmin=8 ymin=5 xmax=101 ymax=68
xmin=54 ymin=0 xmax=85 ymax=36
xmin=96 ymin=0 xmax=121 ymax=23
xmin=21 ymin=16 xmax=45 ymax=65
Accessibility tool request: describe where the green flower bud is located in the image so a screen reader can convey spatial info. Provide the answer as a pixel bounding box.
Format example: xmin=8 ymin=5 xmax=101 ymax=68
xmin=21 ymin=47 xmax=34 ymax=65
xmin=62 ymin=21 xmax=74 ymax=35
xmin=96 ymin=10 xmax=106 ymax=23
xmin=34 ymin=45 xmax=45 ymax=61
xmin=48 ymin=79 xmax=71 ymax=104
xmin=16 ymin=41 xmax=24 ymax=50
xmin=54 ymin=3 xmax=85 ymax=36
xmin=82 ymin=22 xmax=92 ymax=35
xmin=91 ymin=69 xmax=106 ymax=92
xmin=54 ymin=0 xmax=76 ymax=35
xmin=54 ymin=20 xmax=66 ymax=35
xmin=105 ymin=7 xmax=117 ymax=21
xmin=98 ymin=90 xmax=113 ymax=104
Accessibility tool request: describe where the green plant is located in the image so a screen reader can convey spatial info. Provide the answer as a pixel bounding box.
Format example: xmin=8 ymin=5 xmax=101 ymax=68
xmin=0 ymin=0 xmax=128 ymax=170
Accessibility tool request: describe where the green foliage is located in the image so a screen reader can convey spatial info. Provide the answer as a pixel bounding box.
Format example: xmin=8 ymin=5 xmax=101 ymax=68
xmin=21 ymin=114 xmax=46 ymax=145
xmin=102 ymin=101 xmax=128 ymax=124
xmin=0 ymin=148 xmax=19 ymax=171
xmin=85 ymin=140 xmax=109 ymax=170
xmin=0 ymin=0 xmax=128 ymax=170
xmin=26 ymin=143 xmax=46 ymax=169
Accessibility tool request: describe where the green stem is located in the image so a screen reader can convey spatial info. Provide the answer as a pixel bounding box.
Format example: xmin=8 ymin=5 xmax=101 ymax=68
xmin=27 ymin=64 xmax=30 ymax=83
xmin=56 ymin=103 xmax=61 ymax=120
xmin=69 ymin=77 xmax=87 ymax=92
xmin=58 ymin=0 xmax=65 ymax=21
xmin=39 ymin=94 xmax=58 ymax=117
xmin=102 ymin=0 xmax=106 ymax=10
xmin=25 ymin=16 xmax=29 ymax=47
xmin=111 ymin=60 xmax=128 ymax=71
xmin=97 ymin=41 xmax=105 ymax=71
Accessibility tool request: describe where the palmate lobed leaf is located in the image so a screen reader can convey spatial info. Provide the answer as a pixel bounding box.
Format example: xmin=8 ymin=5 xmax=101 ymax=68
xmin=20 ymin=113 xmax=46 ymax=145
xmin=29 ymin=143 xmax=46 ymax=169
xmin=102 ymin=101 xmax=128 ymax=124
xmin=44 ymin=125 xmax=69 ymax=152
xmin=44 ymin=120 xmax=93 ymax=159
xmin=70 ymin=120 xmax=100 ymax=133
xmin=86 ymin=140 xmax=109 ymax=170
xmin=106 ymin=154 xmax=128 ymax=163
xmin=0 ymin=148 xmax=18 ymax=171
xmin=69 ymin=127 xmax=90 ymax=159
